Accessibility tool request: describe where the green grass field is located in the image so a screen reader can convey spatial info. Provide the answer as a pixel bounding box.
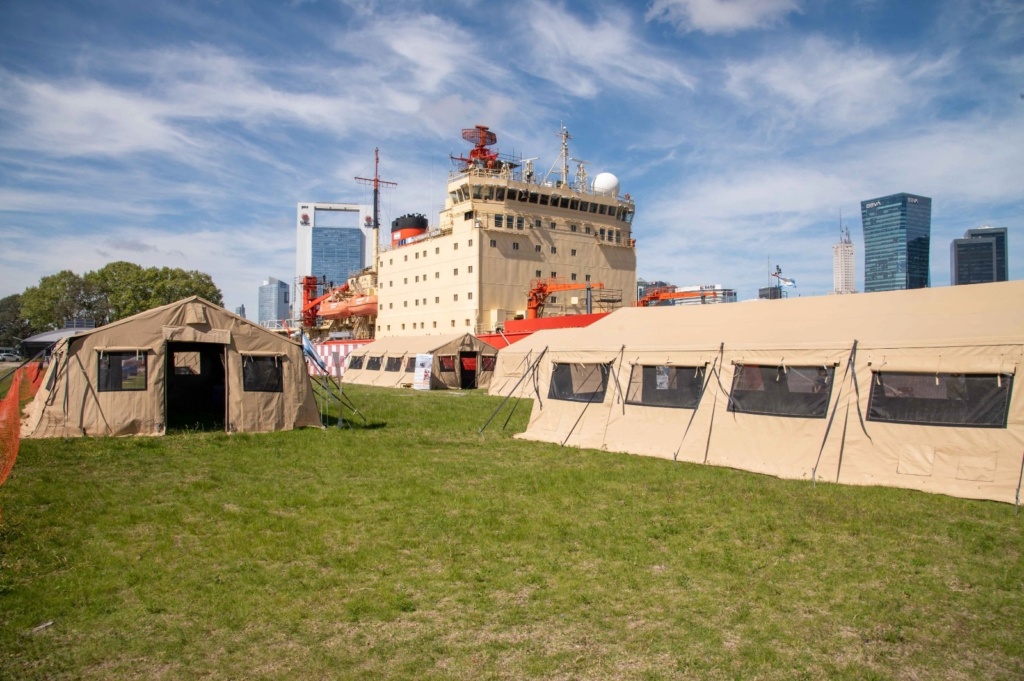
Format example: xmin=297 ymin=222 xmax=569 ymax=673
xmin=1 ymin=385 xmax=1022 ymax=679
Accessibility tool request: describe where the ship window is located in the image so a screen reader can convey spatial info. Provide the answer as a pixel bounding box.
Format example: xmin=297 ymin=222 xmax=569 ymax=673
xmin=535 ymin=245 xmax=542 ymax=253
xmin=468 ymin=265 xmax=473 ymax=273
xmin=456 ymin=186 xmax=466 ymax=202
xmin=550 ymin=246 xmax=557 ymax=254
xmin=348 ymin=355 xmax=364 ymax=370
xmin=454 ymin=294 xmax=458 ymax=301
xmin=626 ymin=365 xmax=706 ymax=409
xmin=570 ymin=224 xmax=578 ymax=233
xmin=551 ymin=271 xmax=557 ymax=278
xmin=468 ymin=292 xmax=473 ymax=300
xmin=454 ymin=243 xmax=459 ymax=250
xmin=534 ymin=219 xmax=541 ymax=229
xmin=585 ymin=274 xmax=591 ymax=282
xmin=517 ymin=190 xmax=528 ymax=202
xmin=513 ymin=242 xmax=520 ymax=250
xmin=550 ymin=222 xmax=556 ymax=230
xmin=549 ymin=362 xmax=610 ymax=403
xmin=560 ymin=197 xmax=570 ymax=208
xmin=867 ymin=372 xmax=1012 ymax=428
xmin=539 ymin=194 xmax=549 ymax=206
xmin=494 ymin=214 xmax=503 ymax=228
xmin=435 ymin=297 xmax=439 ymax=303
xmin=550 ymin=296 xmax=557 ymax=304
xmin=535 ymin=270 xmax=542 ymax=277
xmin=495 ymin=188 xmax=505 ymax=201
xmin=490 ymin=239 xmax=496 ymax=247
xmin=403 ymin=301 xmax=408 ymax=307
xmin=433 ymin=321 xmax=437 ymax=328
xmin=465 ymin=319 xmax=471 ymax=326
xmin=366 ymin=356 xmax=383 ymax=371
xmin=516 ymin=217 xmax=525 ymax=230
xmin=449 ymin=191 xmax=458 ymax=203
xmin=571 ymin=249 xmax=577 ymax=256
xmin=454 ymin=268 xmax=458 ymax=275
xmin=570 ymin=199 xmax=580 ymax=210
xmin=385 ymin=357 xmax=403 ymax=372
xmin=414 ymin=299 xmax=419 ymax=306
xmin=485 ymin=186 xmax=495 ymax=200
xmin=589 ymin=203 xmax=598 ymax=213
xmin=436 ymin=247 xmax=440 ymax=254
xmin=529 ymin=192 xmax=539 ymax=204
xmin=585 ymin=226 xmax=592 ymax=234
xmin=580 ymin=201 xmax=589 ymax=212
xmin=571 ymin=273 xmax=577 ymax=281
xmin=415 ymin=275 xmax=419 ymax=282
xmin=472 ymin=185 xmax=483 ymax=199
xmin=600 ymin=228 xmax=606 ymax=240
xmin=728 ymin=364 xmax=835 ymax=419
xmin=435 ymin=272 xmax=439 ymax=279
xmin=468 ymin=239 xmax=473 ymax=247
xmin=598 ymin=204 xmax=608 ymax=215
xmin=403 ymin=277 xmax=408 ymax=284
xmin=451 ymin=320 xmax=456 ymax=327
xmin=464 ymin=211 xmax=473 ymax=221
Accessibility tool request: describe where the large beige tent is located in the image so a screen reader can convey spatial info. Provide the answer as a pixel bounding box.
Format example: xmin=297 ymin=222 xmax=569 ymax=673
xmin=22 ymin=297 xmax=322 ymax=437
xmin=517 ymin=281 xmax=1024 ymax=504
xmin=488 ymin=328 xmax=590 ymax=398
xmin=343 ymin=333 xmax=497 ymax=389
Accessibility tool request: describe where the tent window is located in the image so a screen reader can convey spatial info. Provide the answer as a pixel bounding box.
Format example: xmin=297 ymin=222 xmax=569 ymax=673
xmin=174 ymin=351 xmax=200 ymax=375
xmin=366 ymin=356 xmax=383 ymax=371
xmin=867 ymin=371 xmax=1013 ymax=428
xmin=481 ymin=355 xmax=496 ymax=372
xmin=385 ymin=357 xmax=403 ymax=372
xmin=348 ymin=355 xmax=364 ymax=370
xmin=626 ymin=365 xmax=705 ymax=409
xmin=98 ymin=351 xmax=148 ymax=392
xmin=439 ymin=355 xmax=456 ymax=372
xmin=404 ymin=357 xmax=417 ymax=372
xmin=728 ymin=364 xmax=833 ymax=418
xmin=548 ymin=362 xmax=610 ymax=403
xmin=242 ymin=356 xmax=283 ymax=392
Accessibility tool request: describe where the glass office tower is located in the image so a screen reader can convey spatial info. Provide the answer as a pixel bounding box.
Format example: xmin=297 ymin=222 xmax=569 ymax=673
xmin=311 ymin=227 xmax=364 ymax=289
xmin=860 ymin=193 xmax=932 ymax=292
xmin=951 ymin=237 xmax=997 ymax=285
xmin=964 ymin=227 xmax=1008 ymax=281
xmin=258 ymin=277 xmax=290 ymax=325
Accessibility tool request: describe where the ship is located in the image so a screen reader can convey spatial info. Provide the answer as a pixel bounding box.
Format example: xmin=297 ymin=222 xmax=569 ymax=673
xmin=303 ymin=124 xmax=638 ymax=342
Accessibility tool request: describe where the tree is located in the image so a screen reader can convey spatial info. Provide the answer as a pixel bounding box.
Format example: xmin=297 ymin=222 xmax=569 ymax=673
xmin=20 ymin=262 xmax=225 ymax=330
xmin=0 ymin=294 xmax=39 ymax=347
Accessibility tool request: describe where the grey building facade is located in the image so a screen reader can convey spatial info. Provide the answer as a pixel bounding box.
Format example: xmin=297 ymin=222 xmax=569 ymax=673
xmin=258 ymin=277 xmax=290 ymax=325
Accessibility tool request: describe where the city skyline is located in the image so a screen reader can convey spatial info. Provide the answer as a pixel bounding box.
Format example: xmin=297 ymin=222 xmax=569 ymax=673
xmin=1 ymin=1 xmax=1022 ymax=314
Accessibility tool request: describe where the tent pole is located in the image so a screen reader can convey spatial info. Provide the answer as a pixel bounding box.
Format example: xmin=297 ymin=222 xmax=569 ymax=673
xmin=561 ymin=363 xmax=605 ymax=448
xmin=703 ymin=343 xmax=727 ymax=465
xmin=812 ymin=340 xmax=857 ymax=486
xmin=478 ymin=347 xmax=548 ymax=434
xmin=673 ymin=357 xmax=717 ymax=462
xmin=1015 ymin=450 xmax=1024 ymax=515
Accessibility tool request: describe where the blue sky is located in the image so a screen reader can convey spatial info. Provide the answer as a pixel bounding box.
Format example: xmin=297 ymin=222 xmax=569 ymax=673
xmin=1 ymin=0 xmax=1022 ymax=316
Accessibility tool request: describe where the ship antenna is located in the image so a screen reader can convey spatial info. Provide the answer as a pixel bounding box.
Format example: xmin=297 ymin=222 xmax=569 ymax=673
xmin=355 ymin=148 xmax=397 ymax=270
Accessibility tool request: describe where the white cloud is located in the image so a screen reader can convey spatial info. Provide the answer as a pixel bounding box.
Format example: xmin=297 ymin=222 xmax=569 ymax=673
xmin=647 ymin=0 xmax=800 ymax=35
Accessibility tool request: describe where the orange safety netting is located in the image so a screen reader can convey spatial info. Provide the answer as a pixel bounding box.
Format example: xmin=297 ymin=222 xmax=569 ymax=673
xmin=0 ymin=362 xmax=44 ymax=487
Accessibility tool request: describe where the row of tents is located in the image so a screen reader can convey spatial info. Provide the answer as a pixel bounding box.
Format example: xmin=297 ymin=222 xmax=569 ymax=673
xmin=18 ymin=281 xmax=1024 ymax=504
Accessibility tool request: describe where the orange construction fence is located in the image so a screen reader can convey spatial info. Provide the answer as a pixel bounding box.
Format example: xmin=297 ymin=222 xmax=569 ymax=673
xmin=0 ymin=361 xmax=44 ymax=487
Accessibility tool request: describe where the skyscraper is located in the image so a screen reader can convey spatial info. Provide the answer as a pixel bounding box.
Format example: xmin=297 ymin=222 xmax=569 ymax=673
xmin=964 ymin=226 xmax=1008 ymax=281
xmin=258 ymin=277 xmax=290 ymax=325
xmin=832 ymin=225 xmax=855 ymax=294
xmin=860 ymin=193 xmax=932 ymax=292
xmin=295 ymin=202 xmax=373 ymax=291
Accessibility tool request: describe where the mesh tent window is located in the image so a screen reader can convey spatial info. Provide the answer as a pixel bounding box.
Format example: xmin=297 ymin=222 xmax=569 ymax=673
xmin=548 ymin=362 xmax=610 ymax=403
xmin=439 ymin=356 xmax=456 ymax=372
xmin=385 ymin=357 xmax=403 ymax=372
xmin=481 ymin=355 xmax=496 ymax=372
xmin=366 ymin=356 xmax=383 ymax=371
xmin=348 ymin=355 xmax=364 ymax=370
xmin=98 ymin=351 xmax=148 ymax=392
xmin=625 ymin=365 xmax=705 ymax=409
xmin=867 ymin=371 xmax=1013 ymax=428
xmin=242 ymin=356 xmax=283 ymax=392
xmin=728 ymin=364 xmax=833 ymax=418
xmin=404 ymin=357 xmax=417 ymax=372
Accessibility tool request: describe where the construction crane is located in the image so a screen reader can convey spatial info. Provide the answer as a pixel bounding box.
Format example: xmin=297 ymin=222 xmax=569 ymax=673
xmin=636 ymin=286 xmax=726 ymax=307
xmin=526 ymin=278 xmax=605 ymax=319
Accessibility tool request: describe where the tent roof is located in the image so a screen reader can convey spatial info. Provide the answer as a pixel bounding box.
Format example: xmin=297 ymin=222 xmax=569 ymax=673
xmin=351 ymin=333 xmax=485 ymax=356
xmin=562 ymin=281 xmax=1024 ymax=351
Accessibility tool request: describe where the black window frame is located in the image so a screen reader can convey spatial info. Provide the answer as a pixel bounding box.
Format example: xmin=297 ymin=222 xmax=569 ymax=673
xmin=867 ymin=371 xmax=1013 ymax=428
xmin=625 ymin=364 xmax=705 ymax=409
xmin=97 ymin=351 xmax=148 ymax=392
xmin=727 ymin=364 xmax=834 ymax=419
xmin=242 ymin=355 xmax=284 ymax=393
xmin=348 ymin=355 xmax=364 ymax=370
xmin=548 ymin=362 xmax=611 ymax=403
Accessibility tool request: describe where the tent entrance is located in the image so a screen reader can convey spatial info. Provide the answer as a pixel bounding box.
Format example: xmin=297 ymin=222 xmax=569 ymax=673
xmin=165 ymin=341 xmax=227 ymax=431
xmin=460 ymin=352 xmax=478 ymax=389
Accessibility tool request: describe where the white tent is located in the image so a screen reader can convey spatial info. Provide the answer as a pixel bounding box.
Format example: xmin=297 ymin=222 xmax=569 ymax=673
xmin=343 ymin=333 xmax=498 ymax=390
xmin=516 ymin=281 xmax=1024 ymax=504
xmin=488 ymin=328 xmax=590 ymax=398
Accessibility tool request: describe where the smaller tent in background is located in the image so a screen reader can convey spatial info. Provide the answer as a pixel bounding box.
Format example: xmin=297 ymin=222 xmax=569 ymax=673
xmin=343 ymin=333 xmax=497 ymax=390
xmin=488 ymin=327 xmax=590 ymax=398
xmin=21 ymin=297 xmax=322 ymax=438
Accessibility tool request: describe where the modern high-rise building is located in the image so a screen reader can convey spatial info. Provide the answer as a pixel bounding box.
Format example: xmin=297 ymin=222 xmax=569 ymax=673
xmin=964 ymin=226 xmax=1008 ymax=281
xmin=234 ymin=304 xmax=246 ymax=319
xmin=832 ymin=226 xmax=856 ymax=294
xmin=295 ymin=202 xmax=373 ymax=290
xmin=951 ymin=237 xmax=996 ymax=285
xmin=258 ymin=277 xmax=290 ymax=325
xmin=860 ymin=193 xmax=932 ymax=292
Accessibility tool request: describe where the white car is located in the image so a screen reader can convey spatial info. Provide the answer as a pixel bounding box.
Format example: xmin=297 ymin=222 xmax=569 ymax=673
xmin=0 ymin=353 xmax=22 ymax=362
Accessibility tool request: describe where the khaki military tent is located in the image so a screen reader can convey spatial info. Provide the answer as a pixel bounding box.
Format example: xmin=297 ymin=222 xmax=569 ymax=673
xmin=488 ymin=328 xmax=590 ymax=398
xmin=21 ymin=297 xmax=322 ymax=437
xmin=517 ymin=281 xmax=1024 ymax=504
xmin=343 ymin=333 xmax=497 ymax=389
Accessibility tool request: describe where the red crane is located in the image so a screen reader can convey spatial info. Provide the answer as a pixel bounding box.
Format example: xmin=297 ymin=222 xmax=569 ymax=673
xmin=526 ymin=278 xmax=605 ymax=319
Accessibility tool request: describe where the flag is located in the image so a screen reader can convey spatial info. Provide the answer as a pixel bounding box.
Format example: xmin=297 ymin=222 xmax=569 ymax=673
xmin=772 ymin=273 xmax=796 ymax=287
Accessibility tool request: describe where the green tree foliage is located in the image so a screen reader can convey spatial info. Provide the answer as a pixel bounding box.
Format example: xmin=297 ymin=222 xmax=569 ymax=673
xmin=0 ymin=294 xmax=40 ymax=347
xmin=20 ymin=262 xmax=224 ymax=330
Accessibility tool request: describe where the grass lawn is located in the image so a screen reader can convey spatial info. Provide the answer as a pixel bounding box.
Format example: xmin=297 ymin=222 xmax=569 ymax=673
xmin=1 ymin=384 xmax=1022 ymax=680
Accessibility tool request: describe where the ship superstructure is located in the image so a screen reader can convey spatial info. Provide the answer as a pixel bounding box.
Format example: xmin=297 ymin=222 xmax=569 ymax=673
xmin=375 ymin=125 xmax=637 ymax=336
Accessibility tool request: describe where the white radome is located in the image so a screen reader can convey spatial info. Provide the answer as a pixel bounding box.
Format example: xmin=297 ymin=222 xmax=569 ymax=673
xmin=592 ymin=172 xmax=620 ymax=196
